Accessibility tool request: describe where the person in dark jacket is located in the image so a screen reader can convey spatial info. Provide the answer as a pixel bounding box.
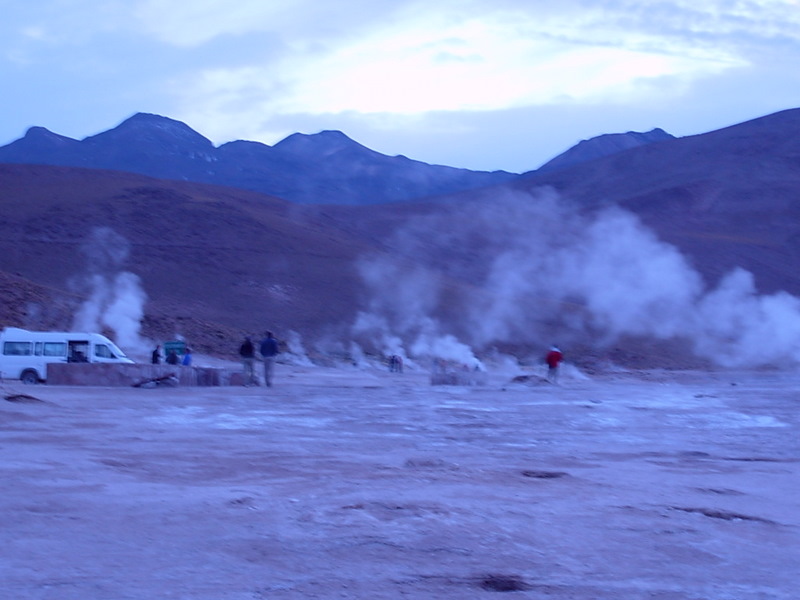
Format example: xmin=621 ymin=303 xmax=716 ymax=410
xmin=151 ymin=345 xmax=161 ymax=365
xmin=259 ymin=331 xmax=279 ymax=387
xmin=239 ymin=336 xmax=258 ymax=386
xmin=166 ymin=349 xmax=180 ymax=365
xmin=389 ymin=354 xmax=403 ymax=373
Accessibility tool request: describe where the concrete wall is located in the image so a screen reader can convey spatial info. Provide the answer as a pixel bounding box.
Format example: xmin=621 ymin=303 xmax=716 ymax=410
xmin=46 ymin=363 xmax=245 ymax=387
xmin=430 ymin=369 xmax=488 ymax=386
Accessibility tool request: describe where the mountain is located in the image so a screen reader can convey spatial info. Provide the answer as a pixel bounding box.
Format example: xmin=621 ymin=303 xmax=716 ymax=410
xmin=1 ymin=126 xmax=84 ymax=163
xmin=535 ymin=128 xmax=675 ymax=173
xmin=0 ymin=113 xmax=517 ymax=205
xmin=507 ymin=108 xmax=800 ymax=296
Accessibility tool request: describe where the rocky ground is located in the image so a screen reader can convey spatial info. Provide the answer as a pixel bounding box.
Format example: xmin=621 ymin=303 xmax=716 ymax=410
xmin=1 ymin=361 xmax=798 ymax=599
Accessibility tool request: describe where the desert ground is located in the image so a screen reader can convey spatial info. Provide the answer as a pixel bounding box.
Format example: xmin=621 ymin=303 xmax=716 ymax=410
xmin=2 ymin=360 xmax=798 ymax=599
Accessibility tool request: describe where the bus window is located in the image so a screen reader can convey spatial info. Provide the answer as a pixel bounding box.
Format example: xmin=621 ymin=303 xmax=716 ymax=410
xmin=94 ymin=344 xmax=118 ymax=359
xmin=43 ymin=342 xmax=67 ymax=357
xmin=3 ymin=341 xmax=32 ymax=356
xmin=35 ymin=342 xmax=43 ymax=356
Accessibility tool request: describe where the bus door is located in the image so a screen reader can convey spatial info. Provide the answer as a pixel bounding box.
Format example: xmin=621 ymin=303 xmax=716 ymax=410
xmin=68 ymin=340 xmax=90 ymax=363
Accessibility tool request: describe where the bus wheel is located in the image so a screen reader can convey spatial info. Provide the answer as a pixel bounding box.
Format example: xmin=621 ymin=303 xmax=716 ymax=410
xmin=20 ymin=370 xmax=39 ymax=385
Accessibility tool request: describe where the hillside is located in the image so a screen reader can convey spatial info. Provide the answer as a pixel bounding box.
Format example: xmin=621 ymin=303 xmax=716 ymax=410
xmin=510 ymin=108 xmax=800 ymax=296
xmin=0 ymin=164 xmax=386 ymax=357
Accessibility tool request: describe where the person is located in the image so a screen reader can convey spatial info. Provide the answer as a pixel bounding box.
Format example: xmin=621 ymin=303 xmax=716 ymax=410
xmin=151 ymin=345 xmax=161 ymax=365
xmin=166 ymin=349 xmax=180 ymax=365
xmin=70 ymin=349 xmax=88 ymax=363
xmin=389 ymin=354 xmax=403 ymax=373
xmin=259 ymin=331 xmax=279 ymax=387
xmin=545 ymin=346 xmax=563 ymax=383
xmin=239 ymin=336 xmax=258 ymax=386
xmin=182 ymin=347 xmax=193 ymax=366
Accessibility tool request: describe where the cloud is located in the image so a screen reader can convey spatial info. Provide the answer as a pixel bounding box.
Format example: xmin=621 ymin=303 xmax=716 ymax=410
xmin=171 ymin=1 xmax=754 ymax=152
xmin=132 ymin=0 xmax=390 ymax=47
xmin=3 ymin=0 xmax=800 ymax=171
xmin=133 ymin=1 xmax=277 ymax=47
xmin=176 ymin=3 xmax=744 ymax=118
xmin=2 ymin=1 xmax=134 ymax=46
xmin=288 ymin=24 xmax=727 ymax=113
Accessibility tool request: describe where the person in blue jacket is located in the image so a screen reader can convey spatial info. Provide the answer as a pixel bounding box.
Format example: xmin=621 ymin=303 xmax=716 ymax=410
xmin=259 ymin=331 xmax=279 ymax=387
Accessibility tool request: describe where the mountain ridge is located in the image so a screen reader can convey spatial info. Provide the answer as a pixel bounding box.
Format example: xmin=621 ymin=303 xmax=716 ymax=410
xmin=0 ymin=112 xmax=673 ymax=205
xmin=0 ymin=113 xmax=518 ymax=205
xmin=535 ymin=128 xmax=675 ymax=174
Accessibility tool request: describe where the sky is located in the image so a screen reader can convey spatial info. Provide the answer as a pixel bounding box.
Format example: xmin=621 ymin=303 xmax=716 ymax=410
xmin=2 ymin=0 xmax=800 ymax=173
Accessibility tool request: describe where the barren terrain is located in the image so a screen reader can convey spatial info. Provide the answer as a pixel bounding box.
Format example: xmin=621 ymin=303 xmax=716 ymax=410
xmin=2 ymin=362 xmax=797 ymax=599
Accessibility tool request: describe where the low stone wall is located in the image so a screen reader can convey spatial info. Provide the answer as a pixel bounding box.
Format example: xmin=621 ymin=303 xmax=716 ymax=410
xmin=430 ymin=369 xmax=488 ymax=386
xmin=47 ymin=363 xmax=244 ymax=387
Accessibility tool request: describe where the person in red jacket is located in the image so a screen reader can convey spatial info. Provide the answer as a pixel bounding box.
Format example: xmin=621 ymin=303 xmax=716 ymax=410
xmin=545 ymin=346 xmax=563 ymax=383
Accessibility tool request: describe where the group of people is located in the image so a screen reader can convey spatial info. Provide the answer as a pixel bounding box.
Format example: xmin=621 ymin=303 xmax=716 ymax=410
xmin=149 ymin=333 xmax=279 ymax=386
xmin=239 ymin=331 xmax=280 ymax=387
xmin=149 ymin=333 xmax=278 ymax=386
xmin=150 ymin=334 xmax=560 ymax=387
xmin=151 ymin=345 xmax=192 ymax=366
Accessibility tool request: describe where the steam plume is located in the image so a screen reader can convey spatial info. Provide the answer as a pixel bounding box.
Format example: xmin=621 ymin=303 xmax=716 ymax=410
xmin=70 ymin=227 xmax=148 ymax=352
xmin=352 ymin=189 xmax=800 ymax=368
xmin=352 ymin=257 xmax=480 ymax=367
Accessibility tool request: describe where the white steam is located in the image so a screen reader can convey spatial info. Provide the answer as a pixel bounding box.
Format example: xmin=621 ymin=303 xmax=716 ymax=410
xmin=692 ymin=269 xmax=800 ymax=366
xmin=285 ymin=330 xmax=314 ymax=366
xmin=352 ymin=189 xmax=800 ymax=368
xmin=466 ymin=195 xmax=704 ymax=345
xmin=352 ymin=257 xmax=481 ymax=367
xmin=70 ymin=227 xmax=148 ymax=352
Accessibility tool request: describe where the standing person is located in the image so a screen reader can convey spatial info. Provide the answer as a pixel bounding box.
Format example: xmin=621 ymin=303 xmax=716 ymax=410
xmin=182 ymin=347 xmax=193 ymax=366
xmin=389 ymin=354 xmax=403 ymax=373
xmin=259 ymin=331 xmax=279 ymax=387
xmin=166 ymin=349 xmax=180 ymax=365
xmin=151 ymin=345 xmax=161 ymax=365
xmin=545 ymin=346 xmax=563 ymax=383
xmin=239 ymin=336 xmax=258 ymax=386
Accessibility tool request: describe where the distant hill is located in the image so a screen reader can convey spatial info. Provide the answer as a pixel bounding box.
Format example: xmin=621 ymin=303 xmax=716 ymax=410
xmin=0 ymin=113 xmax=517 ymax=205
xmin=535 ymin=128 xmax=675 ymax=173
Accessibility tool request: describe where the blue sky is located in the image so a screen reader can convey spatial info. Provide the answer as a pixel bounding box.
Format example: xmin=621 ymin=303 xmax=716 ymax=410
xmin=2 ymin=0 xmax=800 ymax=172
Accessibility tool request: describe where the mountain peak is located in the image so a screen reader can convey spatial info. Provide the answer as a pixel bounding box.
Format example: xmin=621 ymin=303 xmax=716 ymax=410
xmin=535 ymin=128 xmax=675 ymax=173
xmin=87 ymin=113 xmax=214 ymax=149
xmin=23 ymin=126 xmax=77 ymax=145
xmin=274 ymin=130 xmax=369 ymax=157
xmin=121 ymin=112 xmax=193 ymax=129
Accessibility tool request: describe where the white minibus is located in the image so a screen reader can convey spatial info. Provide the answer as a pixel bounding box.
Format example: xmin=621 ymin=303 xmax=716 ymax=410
xmin=0 ymin=327 xmax=134 ymax=384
